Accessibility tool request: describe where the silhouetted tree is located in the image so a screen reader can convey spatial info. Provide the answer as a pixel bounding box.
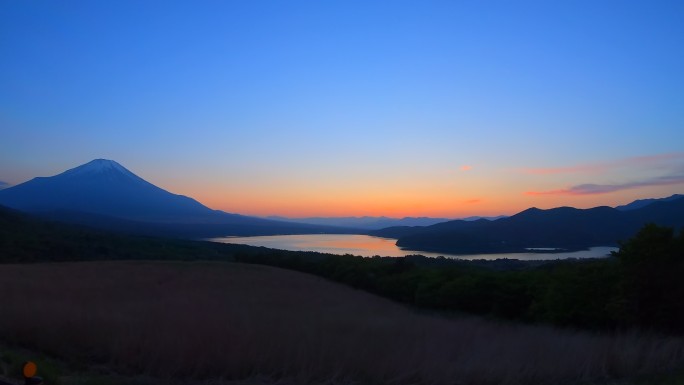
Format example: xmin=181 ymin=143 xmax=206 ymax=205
xmin=614 ymin=223 xmax=684 ymax=333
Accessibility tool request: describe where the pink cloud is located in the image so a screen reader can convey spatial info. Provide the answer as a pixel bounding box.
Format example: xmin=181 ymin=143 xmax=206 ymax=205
xmin=526 ymin=174 xmax=684 ymax=196
xmin=460 ymin=165 xmax=472 ymax=171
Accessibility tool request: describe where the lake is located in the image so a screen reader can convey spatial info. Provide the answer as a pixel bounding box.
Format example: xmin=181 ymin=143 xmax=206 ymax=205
xmin=209 ymin=234 xmax=617 ymax=261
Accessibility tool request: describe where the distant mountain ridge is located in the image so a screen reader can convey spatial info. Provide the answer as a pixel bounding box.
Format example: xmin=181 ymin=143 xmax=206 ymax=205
xmin=371 ymin=195 xmax=684 ymax=254
xmin=265 ymin=215 xmax=507 ymax=230
xmin=0 ymin=159 xmax=355 ymax=237
xmin=267 ymin=216 xmax=449 ymax=230
xmin=615 ymin=194 xmax=684 ymax=211
xmin=461 ymin=215 xmax=508 ymax=222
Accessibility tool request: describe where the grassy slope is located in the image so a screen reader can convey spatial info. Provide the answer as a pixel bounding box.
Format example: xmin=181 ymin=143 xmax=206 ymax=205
xmin=1 ymin=261 xmax=683 ymax=385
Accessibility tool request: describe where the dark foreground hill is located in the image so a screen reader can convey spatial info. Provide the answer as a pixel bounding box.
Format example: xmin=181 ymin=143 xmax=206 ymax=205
xmin=372 ymin=196 xmax=684 ymax=254
xmin=0 ymin=204 xmax=243 ymax=263
xmin=0 ymin=159 xmax=355 ymax=237
xmin=1 ymin=261 xmax=682 ymax=385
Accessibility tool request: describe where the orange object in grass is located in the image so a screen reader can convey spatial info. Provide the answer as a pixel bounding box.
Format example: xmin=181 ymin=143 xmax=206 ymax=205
xmin=22 ymin=361 xmax=37 ymax=378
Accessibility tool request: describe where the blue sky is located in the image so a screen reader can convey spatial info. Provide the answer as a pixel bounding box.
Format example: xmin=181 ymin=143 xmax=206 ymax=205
xmin=1 ymin=0 xmax=683 ymax=217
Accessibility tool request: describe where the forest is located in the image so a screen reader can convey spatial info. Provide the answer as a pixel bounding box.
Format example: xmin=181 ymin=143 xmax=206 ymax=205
xmin=233 ymin=223 xmax=684 ymax=334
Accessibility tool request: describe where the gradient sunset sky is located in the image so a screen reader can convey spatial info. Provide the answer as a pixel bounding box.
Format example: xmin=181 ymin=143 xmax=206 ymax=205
xmin=2 ymin=1 xmax=683 ymax=218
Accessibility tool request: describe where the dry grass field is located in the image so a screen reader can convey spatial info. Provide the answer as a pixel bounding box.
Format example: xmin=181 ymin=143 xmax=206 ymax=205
xmin=0 ymin=261 xmax=683 ymax=385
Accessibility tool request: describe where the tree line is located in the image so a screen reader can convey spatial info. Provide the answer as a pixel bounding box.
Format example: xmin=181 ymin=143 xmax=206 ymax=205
xmin=234 ymin=224 xmax=684 ymax=334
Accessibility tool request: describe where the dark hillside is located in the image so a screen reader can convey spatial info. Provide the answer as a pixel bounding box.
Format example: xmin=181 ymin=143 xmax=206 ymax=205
xmin=0 ymin=204 xmax=243 ymax=263
xmin=392 ymin=197 xmax=684 ymax=253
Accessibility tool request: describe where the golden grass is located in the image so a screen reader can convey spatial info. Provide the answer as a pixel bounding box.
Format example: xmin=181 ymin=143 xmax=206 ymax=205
xmin=0 ymin=261 xmax=682 ymax=384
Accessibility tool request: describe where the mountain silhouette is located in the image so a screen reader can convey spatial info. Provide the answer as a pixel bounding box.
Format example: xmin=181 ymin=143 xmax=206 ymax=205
xmin=615 ymin=194 xmax=684 ymax=211
xmin=0 ymin=159 xmax=225 ymax=223
xmin=264 ymin=216 xmax=455 ymax=230
xmin=0 ymin=159 xmax=355 ymax=237
xmin=372 ymin=196 xmax=684 ymax=254
xmin=264 ymin=215 xmax=508 ymax=230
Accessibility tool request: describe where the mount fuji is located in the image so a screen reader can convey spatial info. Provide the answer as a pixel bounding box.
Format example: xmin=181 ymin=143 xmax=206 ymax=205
xmin=0 ymin=159 xmax=352 ymax=237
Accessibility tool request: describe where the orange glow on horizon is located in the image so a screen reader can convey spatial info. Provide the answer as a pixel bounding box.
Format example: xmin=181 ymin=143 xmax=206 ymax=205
xmin=182 ymin=185 xmax=682 ymax=219
xmin=149 ymin=155 xmax=684 ymax=219
xmin=184 ymin=189 xmax=509 ymax=218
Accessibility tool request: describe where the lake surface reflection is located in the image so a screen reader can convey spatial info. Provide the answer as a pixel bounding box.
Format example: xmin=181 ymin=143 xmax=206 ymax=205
xmin=210 ymin=234 xmax=617 ymax=261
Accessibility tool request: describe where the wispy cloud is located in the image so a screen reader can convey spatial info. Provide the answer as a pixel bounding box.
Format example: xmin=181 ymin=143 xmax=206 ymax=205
xmin=526 ymin=174 xmax=684 ymax=196
xmin=522 ymin=153 xmax=684 ymax=175
xmin=460 ymin=165 xmax=472 ymax=171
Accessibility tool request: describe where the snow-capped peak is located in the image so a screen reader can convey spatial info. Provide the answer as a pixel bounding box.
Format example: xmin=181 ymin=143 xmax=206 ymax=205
xmin=80 ymin=159 xmax=128 ymax=173
xmin=57 ymin=159 xmax=142 ymax=181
